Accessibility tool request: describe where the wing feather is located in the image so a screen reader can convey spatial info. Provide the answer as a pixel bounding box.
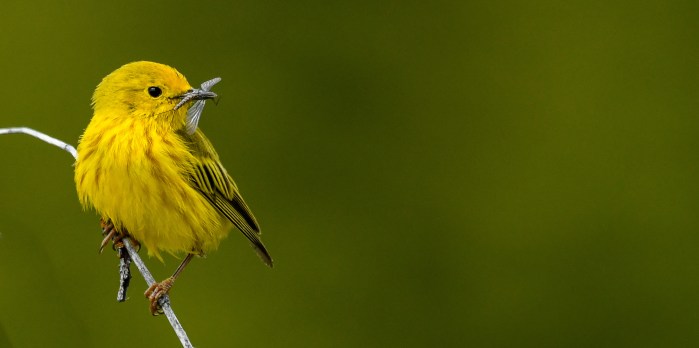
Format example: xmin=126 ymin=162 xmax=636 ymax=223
xmin=180 ymin=129 xmax=272 ymax=267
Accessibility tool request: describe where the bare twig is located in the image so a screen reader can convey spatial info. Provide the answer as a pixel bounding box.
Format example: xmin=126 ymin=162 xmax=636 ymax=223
xmin=116 ymin=241 xmax=131 ymax=302
xmin=0 ymin=126 xmax=193 ymax=348
xmin=121 ymin=236 xmax=192 ymax=348
xmin=0 ymin=127 xmax=78 ymax=158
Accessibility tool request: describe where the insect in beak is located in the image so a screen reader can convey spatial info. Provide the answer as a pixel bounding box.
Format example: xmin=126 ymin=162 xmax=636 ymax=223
xmin=174 ymin=77 xmax=221 ymax=110
xmin=175 ymin=77 xmax=221 ymax=134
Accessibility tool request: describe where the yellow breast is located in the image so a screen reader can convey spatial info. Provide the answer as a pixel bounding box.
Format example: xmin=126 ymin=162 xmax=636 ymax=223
xmin=75 ymin=115 xmax=230 ymax=259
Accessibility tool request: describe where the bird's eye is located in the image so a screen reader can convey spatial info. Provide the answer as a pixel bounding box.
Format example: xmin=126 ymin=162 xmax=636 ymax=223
xmin=148 ymin=86 xmax=162 ymax=98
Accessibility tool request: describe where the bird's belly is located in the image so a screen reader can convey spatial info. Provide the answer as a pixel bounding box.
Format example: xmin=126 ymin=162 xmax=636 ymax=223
xmin=78 ymin=152 xmax=230 ymax=258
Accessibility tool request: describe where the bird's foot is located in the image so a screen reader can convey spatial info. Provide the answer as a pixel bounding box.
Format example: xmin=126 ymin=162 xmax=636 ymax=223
xmin=144 ymin=277 xmax=175 ymax=316
xmin=99 ymin=219 xmax=140 ymax=253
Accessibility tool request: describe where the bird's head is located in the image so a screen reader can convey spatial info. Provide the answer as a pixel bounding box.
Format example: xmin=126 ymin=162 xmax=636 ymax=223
xmin=92 ymin=61 xmax=218 ymax=132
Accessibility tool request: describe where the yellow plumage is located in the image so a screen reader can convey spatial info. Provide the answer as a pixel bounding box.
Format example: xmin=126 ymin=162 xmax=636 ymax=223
xmin=74 ymin=61 xmax=272 ymax=266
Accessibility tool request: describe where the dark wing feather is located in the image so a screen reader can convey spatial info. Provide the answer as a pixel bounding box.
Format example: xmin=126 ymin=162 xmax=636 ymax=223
xmin=181 ymin=129 xmax=272 ymax=267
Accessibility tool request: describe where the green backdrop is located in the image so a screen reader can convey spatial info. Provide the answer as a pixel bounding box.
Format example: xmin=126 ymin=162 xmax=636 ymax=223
xmin=1 ymin=1 xmax=698 ymax=347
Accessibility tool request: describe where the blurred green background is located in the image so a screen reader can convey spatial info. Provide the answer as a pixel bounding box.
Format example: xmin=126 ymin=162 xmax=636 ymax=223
xmin=0 ymin=0 xmax=698 ymax=347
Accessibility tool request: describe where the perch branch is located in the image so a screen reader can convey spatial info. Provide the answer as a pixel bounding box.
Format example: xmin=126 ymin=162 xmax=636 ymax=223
xmin=0 ymin=126 xmax=193 ymax=348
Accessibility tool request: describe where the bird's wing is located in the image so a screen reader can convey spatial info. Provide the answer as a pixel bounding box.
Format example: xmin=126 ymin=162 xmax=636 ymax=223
xmin=181 ymin=129 xmax=273 ymax=267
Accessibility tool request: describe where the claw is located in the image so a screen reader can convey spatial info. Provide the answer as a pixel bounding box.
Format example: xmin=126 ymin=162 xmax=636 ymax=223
xmin=99 ymin=223 xmax=117 ymax=253
xmin=98 ymin=219 xmax=141 ymax=253
xmin=128 ymin=238 xmax=142 ymax=252
xmin=145 ymin=278 xmax=174 ymax=315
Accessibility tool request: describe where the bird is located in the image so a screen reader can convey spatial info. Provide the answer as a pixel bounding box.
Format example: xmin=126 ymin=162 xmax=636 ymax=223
xmin=74 ymin=61 xmax=272 ymax=314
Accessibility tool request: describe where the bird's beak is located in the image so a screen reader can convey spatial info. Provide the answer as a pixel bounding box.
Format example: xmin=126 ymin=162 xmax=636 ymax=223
xmin=174 ymin=88 xmax=218 ymax=110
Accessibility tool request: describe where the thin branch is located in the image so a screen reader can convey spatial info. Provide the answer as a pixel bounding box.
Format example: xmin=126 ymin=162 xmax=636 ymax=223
xmin=122 ymin=237 xmax=192 ymax=348
xmin=116 ymin=244 xmax=131 ymax=302
xmin=0 ymin=126 xmax=193 ymax=348
xmin=0 ymin=127 xmax=78 ymax=158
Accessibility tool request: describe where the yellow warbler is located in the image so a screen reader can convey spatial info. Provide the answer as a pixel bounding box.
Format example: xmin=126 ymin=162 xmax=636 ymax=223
xmin=74 ymin=61 xmax=272 ymax=314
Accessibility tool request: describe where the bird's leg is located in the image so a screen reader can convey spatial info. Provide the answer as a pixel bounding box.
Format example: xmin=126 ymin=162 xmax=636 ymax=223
xmin=144 ymin=253 xmax=195 ymax=315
